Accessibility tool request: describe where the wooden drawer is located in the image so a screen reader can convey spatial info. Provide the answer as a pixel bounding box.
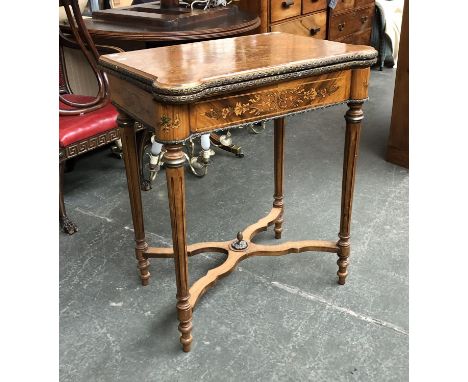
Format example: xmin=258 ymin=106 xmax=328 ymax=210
xmin=328 ymin=5 xmax=374 ymax=41
xmin=271 ymin=11 xmax=327 ymax=39
xmin=302 ymin=0 xmax=327 ymax=15
xmin=355 ymin=0 xmax=374 ymax=8
xmin=333 ymin=0 xmax=355 ymax=13
xmin=270 ymin=0 xmax=301 ymax=23
xmin=336 ymin=28 xmax=372 ymax=45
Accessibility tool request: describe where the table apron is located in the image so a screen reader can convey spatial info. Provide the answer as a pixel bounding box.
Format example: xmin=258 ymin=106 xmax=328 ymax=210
xmin=190 ymin=71 xmax=351 ymax=133
xmin=108 ymin=68 xmax=370 ymax=143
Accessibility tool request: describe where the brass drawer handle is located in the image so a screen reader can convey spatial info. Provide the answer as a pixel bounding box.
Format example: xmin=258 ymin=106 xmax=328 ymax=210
xmin=310 ymin=27 xmax=321 ymax=36
xmin=282 ymin=0 xmax=295 ymax=8
xmin=338 ymin=22 xmax=346 ymax=31
xmin=361 ymin=15 xmax=368 ymax=24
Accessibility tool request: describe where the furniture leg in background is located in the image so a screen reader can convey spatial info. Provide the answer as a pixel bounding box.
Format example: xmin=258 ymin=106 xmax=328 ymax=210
xmin=386 ymin=0 xmax=408 ymax=168
xmin=273 ymin=117 xmax=285 ymax=239
xmin=338 ymin=101 xmax=364 ymax=285
xmin=118 ymin=112 xmax=151 ymax=285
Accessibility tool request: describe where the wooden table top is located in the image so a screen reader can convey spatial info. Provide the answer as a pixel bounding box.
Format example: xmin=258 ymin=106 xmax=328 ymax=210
xmin=100 ymin=33 xmax=377 ymax=103
xmin=59 ymin=4 xmax=260 ymax=42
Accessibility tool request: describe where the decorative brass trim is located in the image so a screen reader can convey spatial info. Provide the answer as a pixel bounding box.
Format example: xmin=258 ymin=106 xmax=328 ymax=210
xmin=99 ymin=55 xmax=377 ymax=104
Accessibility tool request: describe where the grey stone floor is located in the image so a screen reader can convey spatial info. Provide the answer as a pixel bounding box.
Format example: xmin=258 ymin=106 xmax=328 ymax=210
xmin=60 ymin=68 xmax=408 ymax=382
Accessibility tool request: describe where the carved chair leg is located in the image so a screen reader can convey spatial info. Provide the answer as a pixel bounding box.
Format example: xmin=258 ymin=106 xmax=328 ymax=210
xmin=273 ymin=118 xmax=285 ymax=239
xmin=164 ymin=145 xmax=193 ymax=352
xmin=59 ymin=160 xmax=78 ymax=235
xmin=118 ymin=112 xmax=151 ymax=286
xmin=337 ymin=102 xmax=364 ymax=285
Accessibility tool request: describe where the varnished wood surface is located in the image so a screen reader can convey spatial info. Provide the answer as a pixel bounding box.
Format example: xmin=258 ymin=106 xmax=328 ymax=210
xmin=164 ymin=145 xmax=193 ymax=352
xmin=386 ymin=0 xmax=408 ymax=168
xmin=235 ymin=0 xmax=375 ymax=46
xmin=59 ymin=4 xmax=260 ymax=42
xmin=100 ymin=32 xmax=377 ymax=96
xmin=190 ymin=71 xmax=352 ymax=132
xmin=302 ymin=0 xmax=328 ymax=15
xmin=235 ymin=0 xmax=269 ymax=33
xmin=328 ymin=4 xmax=374 ymax=41
xmin=270 ymin=0 xmax=301 ymax=23
xmin=109 ymin=32 xmax=374 ymax=351
xmin=118 ymin=113 xmax=151 ymax=285
xmin=144 ymin=206 xmax=339 ymax=310
xmin=273 ymin=118 xmax=285 ymax=239
xmin=270 ymin=11 xmax=327 ymax=40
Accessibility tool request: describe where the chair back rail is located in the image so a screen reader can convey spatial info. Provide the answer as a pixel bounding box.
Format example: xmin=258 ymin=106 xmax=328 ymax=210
xmin=59 ymin=0 xmax=109 ymax=115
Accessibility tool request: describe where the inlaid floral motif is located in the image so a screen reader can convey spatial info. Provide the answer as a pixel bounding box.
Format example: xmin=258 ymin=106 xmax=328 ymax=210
xmin=203 ymin=83 xmax=339 ymax=121
xmin=159 ymin=114 xmax=180 ymax=131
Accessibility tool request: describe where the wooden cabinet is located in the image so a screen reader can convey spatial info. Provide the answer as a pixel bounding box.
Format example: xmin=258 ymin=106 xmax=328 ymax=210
xmin=236 ymin=0 xmax=375 ymax=45
xmin=328 ymin=0 xmax=375 ymax=43
xmin=270 ymin=0 xmax=301 ymax=23
xmin=271 ymin=11 xmax=327 ymax=39
xmin=386 ymin=0 xmax=408 ymax=168
xmin=302 ymin=0 xmax=328 ymax=15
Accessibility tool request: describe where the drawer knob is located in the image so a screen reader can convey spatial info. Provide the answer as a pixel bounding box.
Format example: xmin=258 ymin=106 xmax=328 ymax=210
xmin=282 ymin=0 xmax=295 ymax=8
xmin=310 ymin=27 xmax=321 ymax=36
xmin=338 ymin=22 xmax=346 ymax=31
xmin=361 ymin=15 xmax=368 ymax=24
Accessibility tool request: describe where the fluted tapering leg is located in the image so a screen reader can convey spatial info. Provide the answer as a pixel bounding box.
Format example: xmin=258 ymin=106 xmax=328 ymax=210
xmin=337 ymin=102 xmax=364 ymax=285
xmin=118 ymin=112 xmax=151 ymax=286
xmin=273 ymin=118 xmax=285 ymax=239
xmin=164 ymin=145 xmax=193 ymax=352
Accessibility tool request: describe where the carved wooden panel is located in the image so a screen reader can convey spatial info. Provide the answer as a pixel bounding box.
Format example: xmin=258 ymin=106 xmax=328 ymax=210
xmin=190 ymin=71 xmax=351 ymax=133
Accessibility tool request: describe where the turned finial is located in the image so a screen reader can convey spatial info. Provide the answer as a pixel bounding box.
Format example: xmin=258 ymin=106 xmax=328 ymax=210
xmin=231 ymin=231 xmax=248 ymax=251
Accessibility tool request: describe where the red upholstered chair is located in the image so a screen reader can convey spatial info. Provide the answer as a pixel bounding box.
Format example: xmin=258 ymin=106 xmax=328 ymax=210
xmin=59 ymin=0 xmax=122 ymax=234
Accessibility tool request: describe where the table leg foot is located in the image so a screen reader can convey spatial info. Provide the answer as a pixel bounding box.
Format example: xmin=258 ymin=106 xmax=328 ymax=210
xmin=337 ymin=236 xmax=350 ymax=285
xmin=177 ymin=296 xmax=193 ymax=352
xmin=136 ymin=241 xmax=150 ymax=286
xmin=274 ymin=215 xmax=283 ymax=240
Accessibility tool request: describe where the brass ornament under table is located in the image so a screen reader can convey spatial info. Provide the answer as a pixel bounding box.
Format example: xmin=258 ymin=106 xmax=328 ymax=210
xmin=99 ymin=32 xmax=377 ymax=352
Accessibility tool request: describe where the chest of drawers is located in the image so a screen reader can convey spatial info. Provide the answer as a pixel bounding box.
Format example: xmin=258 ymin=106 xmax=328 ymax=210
xmin=236 ymin=0 xmax=375 ymax=46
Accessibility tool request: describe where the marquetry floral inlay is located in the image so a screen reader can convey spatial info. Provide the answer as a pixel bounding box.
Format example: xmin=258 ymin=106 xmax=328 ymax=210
xmin=159 ymin=114 xmax=180 ymax=131
xmin=203 ymin=83 xmax=339 ymax=121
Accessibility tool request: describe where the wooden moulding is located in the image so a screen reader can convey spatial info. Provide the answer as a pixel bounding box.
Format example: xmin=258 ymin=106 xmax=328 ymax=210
xmin=144 ymin=207 xmax=339 ymax=309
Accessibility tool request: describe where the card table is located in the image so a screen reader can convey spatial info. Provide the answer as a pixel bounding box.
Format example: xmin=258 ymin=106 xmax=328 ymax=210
xmin=99 ymin=32 xmax=377 ymax=352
